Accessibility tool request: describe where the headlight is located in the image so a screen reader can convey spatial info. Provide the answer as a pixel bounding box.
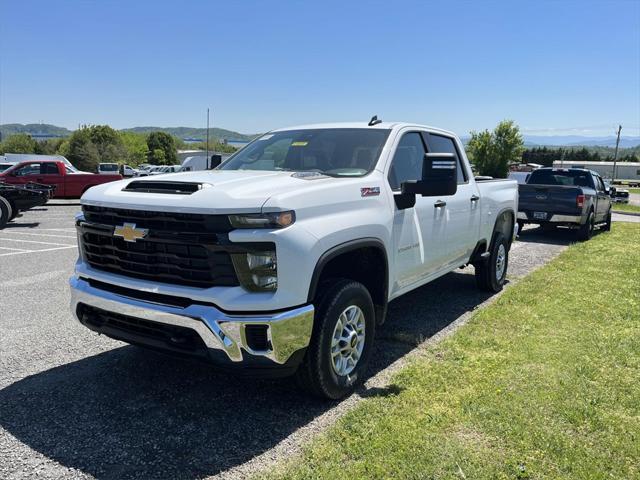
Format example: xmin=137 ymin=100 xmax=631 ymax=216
xmin=231 ymin=250 xmax=278 ymax=291
xmin=228 ymin=211 xmax=295 ymax=229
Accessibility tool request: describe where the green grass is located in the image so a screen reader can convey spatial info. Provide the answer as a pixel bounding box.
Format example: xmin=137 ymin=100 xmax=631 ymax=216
xmin=265 ymin=224 xmax=640 ymax=480
xmin=625 ymin=188 xmax=640 ymax=195
xmin=612 ymin=202 xmax=640 ymax=214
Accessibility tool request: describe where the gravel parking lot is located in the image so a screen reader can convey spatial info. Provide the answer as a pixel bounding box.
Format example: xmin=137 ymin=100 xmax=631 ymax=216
xmin=0 ymin=204 xmax=628 ymax=479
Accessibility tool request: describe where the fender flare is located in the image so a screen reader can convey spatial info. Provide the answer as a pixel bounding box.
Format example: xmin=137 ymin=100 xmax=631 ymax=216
xmin=307 ymin=237 xmax=388 ymax=304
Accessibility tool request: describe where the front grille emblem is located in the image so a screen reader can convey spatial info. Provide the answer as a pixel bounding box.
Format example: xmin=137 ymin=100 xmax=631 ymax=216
xmin=113 ymin=223 xmax=148 ymax=243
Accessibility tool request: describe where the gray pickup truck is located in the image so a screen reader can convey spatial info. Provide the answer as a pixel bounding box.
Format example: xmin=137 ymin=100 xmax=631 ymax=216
xmin=517 ymin=167 xmax=612 ymax=240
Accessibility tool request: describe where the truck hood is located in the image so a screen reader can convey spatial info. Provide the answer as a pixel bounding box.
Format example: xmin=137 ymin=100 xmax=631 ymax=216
xmin=81 ymin=170 xmax=336 ymax=214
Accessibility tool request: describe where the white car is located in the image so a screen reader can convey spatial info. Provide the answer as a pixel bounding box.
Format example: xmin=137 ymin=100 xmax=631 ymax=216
xmin=71 ymin=120 xmax=518 ymax=399
xmin=97 ymin=163 xmax=119 ymax=175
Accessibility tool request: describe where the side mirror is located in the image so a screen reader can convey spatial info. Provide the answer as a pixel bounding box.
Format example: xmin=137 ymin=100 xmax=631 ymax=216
xmin=401 ymin=153 xmax=457 ymax=197
xmin=209 ymin=154 xmax=222 ymax=169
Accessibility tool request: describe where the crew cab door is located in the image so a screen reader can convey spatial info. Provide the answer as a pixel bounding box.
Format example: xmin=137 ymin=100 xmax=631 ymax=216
xmin=38 ymin=162 xmax=66 ymax=196
xmin=593 ymin=174 xmax=611 ymax=222
xmin=423 ymin=132 xmax=480 ymax=266
xmin=387 ymin=131 xmax=449 ymax=292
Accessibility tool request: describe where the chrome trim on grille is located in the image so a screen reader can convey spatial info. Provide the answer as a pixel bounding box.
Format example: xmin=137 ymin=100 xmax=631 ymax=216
xmin=69 ymin=277 xmax=314 ymax=364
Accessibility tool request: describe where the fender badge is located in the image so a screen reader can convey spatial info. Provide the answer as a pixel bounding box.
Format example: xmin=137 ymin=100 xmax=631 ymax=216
xmin=361 ymin=187 xmax=380 ymax=197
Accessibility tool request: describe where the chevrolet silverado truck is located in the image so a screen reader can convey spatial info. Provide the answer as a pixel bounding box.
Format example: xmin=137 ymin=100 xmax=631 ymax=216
xmin=517 ymin=167 xmax=612 ymax=240
xmin=69 ymin=121 xmax=518 ymax=399
xmin=0 ymin=160 xmax=122 ymax=198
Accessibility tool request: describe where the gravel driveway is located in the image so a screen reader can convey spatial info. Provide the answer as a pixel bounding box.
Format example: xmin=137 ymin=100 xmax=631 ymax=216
xmin=0 ymin=208 xmax=588 ymax=480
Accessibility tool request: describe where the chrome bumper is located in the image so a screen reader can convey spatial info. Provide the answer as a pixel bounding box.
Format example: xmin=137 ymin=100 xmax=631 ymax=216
xmin=517 ymin=212 xmax=582 ymax=223
xmin=69 ymin=277 xmax=314 ymax=365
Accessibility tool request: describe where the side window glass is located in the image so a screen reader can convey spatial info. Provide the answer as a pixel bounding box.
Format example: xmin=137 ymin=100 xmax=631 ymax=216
xmin=427 ymin=133 xmax=466 ymax=183
xmin=42 ymin=163 xmax=59 ymax=174
xmin=388 ymin=132 xmax=425 ymax=191
xmin=15 ymin=163 xmax=41 ymax=176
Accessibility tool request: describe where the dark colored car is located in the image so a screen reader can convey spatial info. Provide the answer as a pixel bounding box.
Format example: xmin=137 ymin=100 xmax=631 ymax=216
xmin=0 ymin=182 xmax=54 ymax=228
xmin=517 ymin=168 xmax=612 ymax=240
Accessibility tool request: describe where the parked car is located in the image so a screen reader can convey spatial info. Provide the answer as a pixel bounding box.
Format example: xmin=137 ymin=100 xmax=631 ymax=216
xmin=517 ymin=167 xmax=612 ymax=240
xmin=70 ymin=121 xmax=518 ymax=399
xmin=612 ymin=187 xmax=630 ymax=204
xmin=97 ymin=163 xmax=120 ymax=175
xmin=0 ymin=160 xmax=122 ymax=198
xmin=149 ymin=165 xmax=182 ymax=175
xmin=0 ymin=182 xmax=53 ymax=228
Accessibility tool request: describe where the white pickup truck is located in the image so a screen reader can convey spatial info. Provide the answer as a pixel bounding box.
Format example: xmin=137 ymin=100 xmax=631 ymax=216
xmin=70 ymin=121 xmax=518 ymax=399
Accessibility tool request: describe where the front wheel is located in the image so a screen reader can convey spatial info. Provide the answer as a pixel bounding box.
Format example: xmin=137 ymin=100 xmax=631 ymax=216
xmin=475 ymin=232 xmax=508 ymax=293
xmin=604 ymin=209 xmax=612 ymax=232
xmin=296 ymin=279 xmax=375 ymax=399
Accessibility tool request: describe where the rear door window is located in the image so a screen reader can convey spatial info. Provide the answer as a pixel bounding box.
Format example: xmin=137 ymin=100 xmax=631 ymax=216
xmin=425 ymin=133 xmax=467 ymax=184
xmin=14 ymin=163 xmax=41 ymax=176
xmin=41 ymin=163 xmax=60 ymax=174
xmin=528 ymin=169 xmax=594 ymax=188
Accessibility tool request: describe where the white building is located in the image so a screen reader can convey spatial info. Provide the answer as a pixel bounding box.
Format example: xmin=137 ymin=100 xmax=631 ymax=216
xmin=552 ymin=160 xmax=640 ymax=181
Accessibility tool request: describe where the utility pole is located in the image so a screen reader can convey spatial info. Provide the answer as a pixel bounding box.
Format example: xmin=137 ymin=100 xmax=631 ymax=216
xmin=612 ymin=125 xmax=622 ymax=183
xmin=206 ymin=108 xmax=210 ymax=170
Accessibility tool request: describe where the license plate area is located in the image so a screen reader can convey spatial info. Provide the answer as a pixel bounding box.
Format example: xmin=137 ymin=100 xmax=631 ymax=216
xmin=533 ymin=211 xmax=547 ymax=220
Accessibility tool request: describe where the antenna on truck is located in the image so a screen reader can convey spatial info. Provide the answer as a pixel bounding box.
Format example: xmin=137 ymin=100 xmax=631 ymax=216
xmin=368 ymin=115 xmax=382 ymax=126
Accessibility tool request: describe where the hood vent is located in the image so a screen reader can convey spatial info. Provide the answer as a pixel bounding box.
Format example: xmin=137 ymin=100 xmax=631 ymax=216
xmin=122 ymin=181 xmax=209 ymax=195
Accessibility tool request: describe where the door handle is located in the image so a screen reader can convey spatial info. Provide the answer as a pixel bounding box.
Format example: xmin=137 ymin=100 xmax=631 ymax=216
xmin=434 ymin=200 xmax=447 ymax=208
xmin=470 ymin=195 xmax=480 ymax=202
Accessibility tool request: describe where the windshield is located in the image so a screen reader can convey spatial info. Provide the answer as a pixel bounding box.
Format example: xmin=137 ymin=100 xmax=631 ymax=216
xmin=220 ymin=128 xmax=391 ymax=177
xmin=527 ymin=169 xmax=594 ymax=188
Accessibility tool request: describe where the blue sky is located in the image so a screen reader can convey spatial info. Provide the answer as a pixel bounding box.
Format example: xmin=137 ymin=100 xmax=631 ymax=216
xmin=1 ymin=0 xmax=638 ymax=137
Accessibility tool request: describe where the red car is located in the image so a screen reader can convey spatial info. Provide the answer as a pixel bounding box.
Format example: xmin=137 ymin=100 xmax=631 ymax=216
xmin=0 ymin=160 xmax=122 ymax=198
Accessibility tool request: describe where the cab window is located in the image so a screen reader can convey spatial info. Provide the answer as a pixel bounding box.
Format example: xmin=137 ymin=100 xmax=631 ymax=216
xmin=42 ymin=163 xmax=59 ymax=174
xmin=426 ymin=133 xmax=467 ymax=184
xmin=388 ymin=132 xmax=426 ymax=191
xmin=14 ymin=163 xmax=41 ymax=176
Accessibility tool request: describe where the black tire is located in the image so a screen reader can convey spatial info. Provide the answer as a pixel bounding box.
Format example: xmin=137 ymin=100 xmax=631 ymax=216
xmin=475 ymin=232 xmax=508 ymax=293
xmin=604 ymin=209 xmax=612 ymax=232
xmin=577 ymin=211 xmax=594 ymax=241
xmin=295 ymin=279 xmax=376 ymax=399
xmin=0 ymin=196 xmax=10 ymax=230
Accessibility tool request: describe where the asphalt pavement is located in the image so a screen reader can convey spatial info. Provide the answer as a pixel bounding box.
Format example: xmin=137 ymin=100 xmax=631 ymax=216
xmin=0 ymin=205 xmax=629 ymax=479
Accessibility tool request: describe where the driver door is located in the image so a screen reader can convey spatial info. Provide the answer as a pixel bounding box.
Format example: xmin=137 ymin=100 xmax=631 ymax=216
xmin=388 ymin=131 xmax=449 ymax=293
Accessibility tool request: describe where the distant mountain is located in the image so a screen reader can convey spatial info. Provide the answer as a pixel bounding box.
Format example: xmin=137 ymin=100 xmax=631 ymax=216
xmin=0 ymin=123 xmax=72 ymax=138
xmin=0 ymin=123 xmax=256 ymax=142
xmin=522 ymin=135 xmax=640 ymax=148
xmin=120 ymin=126 xmax=256 ymax=142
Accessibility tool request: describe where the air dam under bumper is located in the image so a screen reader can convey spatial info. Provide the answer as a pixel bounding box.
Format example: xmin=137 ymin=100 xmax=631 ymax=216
xmin=69 ymin=277 xmax=314 ymax=370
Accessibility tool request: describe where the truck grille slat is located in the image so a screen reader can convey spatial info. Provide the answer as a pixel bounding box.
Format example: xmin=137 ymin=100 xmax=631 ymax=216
xmin=79 ymin=206 xmax=240 ymax=288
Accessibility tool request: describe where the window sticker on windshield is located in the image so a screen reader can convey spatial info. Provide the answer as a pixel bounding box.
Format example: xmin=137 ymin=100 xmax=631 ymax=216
xmin=291 ymin=141 xmax=308 ymax=147
xmin=257 ymin=134 xmax=274 ymax=141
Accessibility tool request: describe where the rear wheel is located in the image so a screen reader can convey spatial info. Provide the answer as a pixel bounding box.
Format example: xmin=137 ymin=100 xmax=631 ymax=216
xmin=577 ymin=211 xmax=594 ymax=241
xmin=475 ymin=232 xmax=508 ymax=293
xmin=296 ymin=279 xmax=375 ymax=399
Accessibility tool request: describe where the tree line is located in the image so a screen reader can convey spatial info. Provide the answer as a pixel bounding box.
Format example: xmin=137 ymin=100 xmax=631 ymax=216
xmin=522 ymin=146 xmax=639 ymax=167
xmin=0 ymin=125 xmax=237 ymax=172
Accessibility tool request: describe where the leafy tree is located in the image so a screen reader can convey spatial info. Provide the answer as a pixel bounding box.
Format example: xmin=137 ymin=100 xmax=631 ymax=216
xmin=467 ymin=120 xmax=524 ymax=177
xmin=0 ymin=133 xmax=37 ymax=154
xmin=67 ymin=125 xmax=126 ymax=171
xmin=34 ymin=138 xmax=65 ymax=155
xmin=146 ymin=131 xmax=177 ymax=165
xmin=149 ymin=148 xmax=166 ymax=165
xmin=119 ymin=131 xmax=149 ymax=166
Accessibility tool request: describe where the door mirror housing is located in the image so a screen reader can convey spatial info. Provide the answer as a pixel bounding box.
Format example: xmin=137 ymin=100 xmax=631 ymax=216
xmin=400 ymin=153 xmax=458 ymax=197
xmin=209 ymin=154 xmax=222 ymax=169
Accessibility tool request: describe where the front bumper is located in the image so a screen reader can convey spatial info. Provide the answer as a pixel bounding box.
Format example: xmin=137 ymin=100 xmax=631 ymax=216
xmin=70 ymin=277 xmax=314 ymax=370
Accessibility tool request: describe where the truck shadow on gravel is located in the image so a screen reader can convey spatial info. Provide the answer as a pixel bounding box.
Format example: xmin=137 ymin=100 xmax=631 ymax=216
xmin=0 ymin=270 xmax=518 ymax=479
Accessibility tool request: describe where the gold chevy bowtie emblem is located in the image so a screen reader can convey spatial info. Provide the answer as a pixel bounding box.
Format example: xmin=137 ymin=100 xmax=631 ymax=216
xmin=113 ymin=223 xmax=148 ymax=243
